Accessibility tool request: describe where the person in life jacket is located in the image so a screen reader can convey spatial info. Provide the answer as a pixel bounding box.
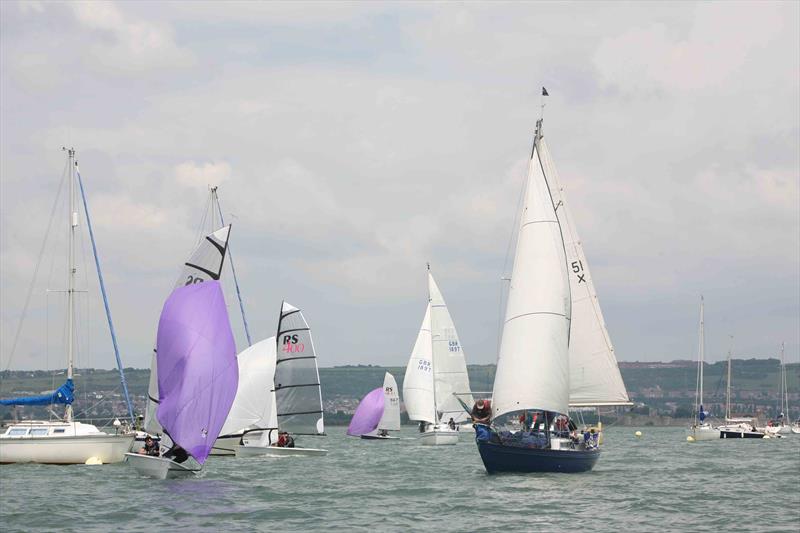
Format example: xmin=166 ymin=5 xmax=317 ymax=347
xmin=471 ymin=399 xmax=492 ymax=424
xmin=277 ymin=431 xmax=289 ymax=447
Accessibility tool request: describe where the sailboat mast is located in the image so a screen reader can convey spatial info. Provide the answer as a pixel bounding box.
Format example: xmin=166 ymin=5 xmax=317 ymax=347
xmin=725 ymin=337 xmax=732 ymax=420
xmin=427 ymin=263 xmax=438 ymax=422
xmin=66 ymin=147 xmax=76 ymax=422
xmin=780 ymin=342 xmax=787 ymax=418
xmin=699 ymin=297 xmax=705 ymax=407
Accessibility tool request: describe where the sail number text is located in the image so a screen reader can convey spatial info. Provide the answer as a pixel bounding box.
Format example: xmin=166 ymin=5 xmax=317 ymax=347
xmin=185 ymin=275 xmax=205 ymax=285
xmin=417 ymin=359 xmax=432 ymax=372
xmin=571 ymin=261 xmax=586 ymax=284
xmin=282 ymin=334 xmax=305 ymax=354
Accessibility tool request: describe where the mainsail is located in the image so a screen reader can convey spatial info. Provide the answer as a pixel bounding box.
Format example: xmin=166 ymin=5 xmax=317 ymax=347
xmin=540 ymin=138 xmax=630 ymax=407
xmin=377 ymin=372 xmax=401 ymax=432
xmin=274 ymin=301 xmax=325 ymax=435
xmin=155 ymin=281 xmax=238 ymax=463
xmin=144 ymin=225 xmax=231 ymax=434
xmin=219 ymin=337 xmax=278 ymax=437
xmin=429 ymin=272 xmax=474 ymax=423
xmin=492 ymin=122 xmax=572 ymax=419
xmin=403 ymin=304 xmax=436 ymax=424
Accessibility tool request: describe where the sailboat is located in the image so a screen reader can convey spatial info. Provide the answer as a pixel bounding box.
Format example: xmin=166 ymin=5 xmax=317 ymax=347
xmin=687 ymin=297 xmax=720 ymax=441
xmin=0 ymin=149 xmax=134 ymax=464
xmin=718 ymin=343 xmax=765 ymax=439
xmin=764 ymin=343 xmax=792 ymax=436
xmin=125 ymin=281 xmax=238 ymax=478
xmin=347 ymin=373 xmax=401 ymax=440
xmin=475 ymin=116 xmax=630 ymax=473
xmin=236 ymin=301 xmax=328 ymax=457
xmin=403 ymin=266 xmax=474 ymax=446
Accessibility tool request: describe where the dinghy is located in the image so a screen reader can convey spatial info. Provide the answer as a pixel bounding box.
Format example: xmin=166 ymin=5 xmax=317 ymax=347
xmin=347 ymin=373 xmax=401 ymax=440
xmin=125 ymin=281 xmax=238 ymax=479
xmin=476 ymin=113 xmax=629 ymax=474
xmin=403 ymin=266 xmax=474 ymax=445
xmin=236 ymin=302 xmax=328 ymax=457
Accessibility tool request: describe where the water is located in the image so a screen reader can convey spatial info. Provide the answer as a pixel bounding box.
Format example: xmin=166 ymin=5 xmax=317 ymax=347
xmin=1 ymin=427 xmax=798 ymax=532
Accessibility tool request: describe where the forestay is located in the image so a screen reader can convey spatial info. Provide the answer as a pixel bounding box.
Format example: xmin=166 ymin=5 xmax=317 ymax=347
xmin=540 ymin=139 xmax=630 ymax=407
xmin=378 ymin=372 xmax=401 ymax=432
xmin=274 ymin=302 xmax=325 ymax=435
xmin=429 ymin=272 xmax=474 ymax=424
xmin=145 ymin=225 xmax=231 ymax=435
xmin=492 ymin=129 xmax=572 ymax=419
xmin=219 ymin=337 xmax=278 ymax=437
xmin=156 ymin=281 xmax=237 ymax=463
xmin=403 ymin=304 xmax=436 ymax=424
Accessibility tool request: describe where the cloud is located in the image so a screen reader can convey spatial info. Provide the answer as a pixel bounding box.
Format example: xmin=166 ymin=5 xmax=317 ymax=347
xmin=174 ymin=161 xmax=232 ymax=189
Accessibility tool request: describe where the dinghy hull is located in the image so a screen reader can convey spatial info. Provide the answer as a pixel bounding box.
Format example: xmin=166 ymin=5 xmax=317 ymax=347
xmin=477 ymin=440 xmax=600 ymax=473
xmin=209 ymin=434 xmax=242 ymax=456
xmin=124 ymin=453 xmax=199 ymax=479
xmin=360 ymin=434 xmax=398 ymax=440
xmin=235 ymin=445 xmax=328 ymax=457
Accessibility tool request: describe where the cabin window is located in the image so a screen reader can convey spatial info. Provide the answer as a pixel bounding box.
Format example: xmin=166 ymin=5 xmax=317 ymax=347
xmin=53 ymin=428 xmax=66 ymax=434
xmin=8 ymin=428 xmax=29 ymax=436
xmin=30 ymin=428 xmax=49 ymax=436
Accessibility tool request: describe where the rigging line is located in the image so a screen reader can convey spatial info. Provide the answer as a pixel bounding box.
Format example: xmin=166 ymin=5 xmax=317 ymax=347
xmin=2 ymin=160 xmax=69 ymax=373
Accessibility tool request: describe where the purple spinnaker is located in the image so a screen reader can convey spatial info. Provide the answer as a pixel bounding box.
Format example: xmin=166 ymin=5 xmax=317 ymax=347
xmin=156 ymin=281 xmax=238 ymax=464
xmin=346 ymin=387 xmax=385 ymax=436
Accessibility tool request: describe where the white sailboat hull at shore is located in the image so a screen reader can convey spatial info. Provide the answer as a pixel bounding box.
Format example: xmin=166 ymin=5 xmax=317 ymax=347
xmin=124 ymin=453 xmax=199 ymax=479
xmin=420 ymin=426 xmax=459 ymax=446
xmin=0 ymin=430 xmax=133 ymax=464
xmin=235 ymin=445 xmax=328 ymax=457
xmin=687 ymin=424 xmax=720 ymax=441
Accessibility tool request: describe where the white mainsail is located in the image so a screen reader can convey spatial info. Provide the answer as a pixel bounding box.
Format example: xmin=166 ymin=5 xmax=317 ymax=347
xmin=274 ymin=301 xmax=325 ymax=435
xmin=429 ymin=272 xmax=474 ymax=423
xmin=492 ymin=123 xmax=572 ymax=419
xmin=540 ymin=138 xmax=630 ymax=407
xmin=377 ymin=372 xmax=401 ymax=432
xmin=403 ymin=304 xmax=436 ymax=424
xmin=219 ymin=337 xmax=278 ymax=437
xmin=144 ymin=225 xmax=231 ymax=434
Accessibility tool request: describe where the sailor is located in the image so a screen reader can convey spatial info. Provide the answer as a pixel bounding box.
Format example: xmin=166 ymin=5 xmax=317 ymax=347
xmin=448 ymin=417 xmax=456 ymax=430
xmin=163 ymin=444 xmax=189 ymax=463
xmin=277 ymin=431 xmax=289 ymax=447
xmin=419 ymin=421 xmax=426 ymax=433
xmin=139 ymin=435 xmax=159 ymax=457
xmin=471 ymin=399 xmax=491 ymax=424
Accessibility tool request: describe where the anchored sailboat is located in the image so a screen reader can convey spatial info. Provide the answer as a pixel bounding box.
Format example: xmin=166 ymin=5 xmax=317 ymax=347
xmin=125 ymin=281 xmax=238 ymax=478
xmin=403 ymin=266 xmax=474 ymax=446
xmin=347 ymin=373 xmax=401 ymax=440
xmin=687 ymin=297 xmax=720 ymax=442
xmin=476 ymin=115 xmax=629 ymax=473
xmin=718 ymin=342 xmax=765 ymax=439
xmin=236 ymin=301 xmax=327 ymax=457
xmin=0 ymin=149 xmax=134 ymax=464
xmin=765 ymin=343 xmax=792 ymax=436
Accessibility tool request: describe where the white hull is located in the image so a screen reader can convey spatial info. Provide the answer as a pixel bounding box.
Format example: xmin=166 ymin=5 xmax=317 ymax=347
xmin=124 ymin=453 xmax=198 ymax=479
xmin=235 ymin=444 xmax=328 ymax=457
xmin=210 ymin=434 xmax=242 ymax=456
xmin=687 ymin=425 xmax=720 ymax=441
xmin=420 ymin=428 xmax=459 ymax=446
xmin=0 ymin=433 xmax=134 ymax=464
xmin=792 ymin=426 xmax=800 ymax=434
xmin=763 ymin=425 xmax=792 ymax=436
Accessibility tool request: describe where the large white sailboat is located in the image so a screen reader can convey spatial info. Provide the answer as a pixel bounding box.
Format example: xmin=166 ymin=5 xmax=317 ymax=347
xmin=476 ymin=113 xmax=630 ymax=473
xmin=236 ymin=301 xmax=328 ymax=457
xmin=0 ymin=149 xmax=133 ymax=464
xmin=764 ymin=343 xmax=792 ymax=436
xmin=718 ymin=344 xmax=765 ymax=439
xmin=687 ymin=297 xmax=720 ymax=442
xmin=403 ymin=266 xmax=474 ymax=446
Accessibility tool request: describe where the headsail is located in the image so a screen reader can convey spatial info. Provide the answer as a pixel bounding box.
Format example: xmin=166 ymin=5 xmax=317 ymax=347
xmin=219 ymin=337 xmax=278 ymax=437
xmin=144 ymin=225 xmax=231 ymax=435
xmin=274 ymin=301 xmax=325 ymax=435
xmin=346 ymin=387 xmax=384 ymax=437
xmin=429 ymin=271 xmax=474 ymax=423
xmin=540 ymin=138 xmax=630 ymax=407
xmin=403 ymin=304 xmax=436 ymax=424
xmin=492 ymin=122 xmax=571 ymax=419
xmin=155 ymin=281 xmax=238 ymax=464
xmin=377 ymin=372 xmax=401 ymax=431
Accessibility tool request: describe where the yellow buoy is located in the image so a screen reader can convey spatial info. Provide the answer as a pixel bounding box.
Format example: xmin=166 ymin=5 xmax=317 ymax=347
xmin=84 ymin=456 xmax=103 ymax=465
xmin=635 ymin=431 xmax=642 ymax=438
xmin=686 ymin=435 xmax=695 ymax=442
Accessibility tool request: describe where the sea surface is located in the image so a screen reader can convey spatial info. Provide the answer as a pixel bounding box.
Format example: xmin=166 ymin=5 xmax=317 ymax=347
xmin=1 ymin=426 xmax=798 ymax=532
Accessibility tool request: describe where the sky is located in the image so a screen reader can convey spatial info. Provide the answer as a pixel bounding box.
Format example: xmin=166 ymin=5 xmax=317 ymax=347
xmin=1 ymin=1 xmax=798 ymax=372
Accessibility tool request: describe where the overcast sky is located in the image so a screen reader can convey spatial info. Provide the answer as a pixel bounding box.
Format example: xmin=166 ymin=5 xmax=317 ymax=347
xmin=1 ymin=1 xmax=798 ymax=373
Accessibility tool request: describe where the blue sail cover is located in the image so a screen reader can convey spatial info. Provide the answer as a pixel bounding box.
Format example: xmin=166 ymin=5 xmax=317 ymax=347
xmin=699 ymin=404 xmax=706 ymax=422
xmin=0 ymin=379 xmax=75 ymax=406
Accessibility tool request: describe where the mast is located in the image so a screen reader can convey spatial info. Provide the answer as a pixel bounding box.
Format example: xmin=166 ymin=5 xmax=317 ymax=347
xmin=66 ymin=147 xmax=76 ymax=423
xmin=725 ymin=337 xmax=733 ymax=420
xmin=699 ymin=297 xmax=705 ymax=409
xmin=780 ymin=342 xmax=788 ymax=420
xmin=427 ymin=262 xmax=438 ymax=422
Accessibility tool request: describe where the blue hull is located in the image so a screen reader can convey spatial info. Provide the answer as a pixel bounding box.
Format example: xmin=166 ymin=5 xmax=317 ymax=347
xmin=477 ymin=440 xmax=600 ymax=474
